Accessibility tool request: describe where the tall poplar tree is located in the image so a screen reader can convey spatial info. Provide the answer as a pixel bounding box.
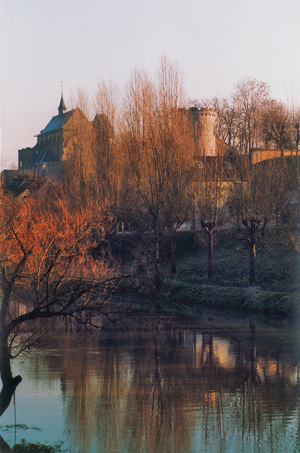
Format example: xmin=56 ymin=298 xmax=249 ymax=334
xmin=121 ymin=57 xmax=194 ymax=284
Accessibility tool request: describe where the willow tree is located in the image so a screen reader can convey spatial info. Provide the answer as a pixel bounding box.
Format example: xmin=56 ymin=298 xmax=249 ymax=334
xmin=121 ymin=57 xmax=194 ymax=283
xmin=0 ymin=184 xmax=121 ymax=417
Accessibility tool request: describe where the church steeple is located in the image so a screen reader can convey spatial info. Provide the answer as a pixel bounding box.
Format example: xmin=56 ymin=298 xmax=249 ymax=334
xmin=58 ymin=93 xmax=67 ymax=116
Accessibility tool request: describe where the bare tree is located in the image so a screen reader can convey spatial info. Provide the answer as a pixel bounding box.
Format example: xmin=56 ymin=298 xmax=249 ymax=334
xmin=204 ymin=79 xmax=271 ymax=161
xmin=159 ymin=108 xmax=195 ymax=274
xmin=204 ymin=96 xmax=238 ymax=148
xmin=69 ymin=87 xmax=92 ymax=119
xmin=261 ymin=100 xmax=292 ymax=156
xmin=231 ymin=78 xmax=271 ymax=160
xmin=121 ymin=57 xmax=194 ymax=283
xmin=228 ymin=159 xmax=286 ymax=285
xmin=194 ymin=155 xmax=229 ymax=279
xmin=62 ymin=103 xmax=94 ymax=209
xmin=93 ymin=80 xmax=122 ymax=208
xmin=0 ymin=184 xmax=123 ymax=416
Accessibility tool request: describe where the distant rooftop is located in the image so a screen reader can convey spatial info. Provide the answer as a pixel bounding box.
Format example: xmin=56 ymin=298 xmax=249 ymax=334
xmin=40 ymin=110 xmax=74 ymax=135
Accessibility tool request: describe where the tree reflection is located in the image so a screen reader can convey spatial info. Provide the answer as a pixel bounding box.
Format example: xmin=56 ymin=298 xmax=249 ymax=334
xmin=7 ymin=322 xmax=300 ymax=453
xmin=54 ymin=330 xmax=195 ymax=453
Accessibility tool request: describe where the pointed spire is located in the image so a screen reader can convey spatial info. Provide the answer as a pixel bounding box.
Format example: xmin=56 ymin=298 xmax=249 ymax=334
xmin=58 ymin=84 xmax=67 ymax=116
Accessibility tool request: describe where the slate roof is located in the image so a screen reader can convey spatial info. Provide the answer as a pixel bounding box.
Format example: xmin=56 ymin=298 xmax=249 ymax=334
xmin=31 ymin=148 xmax=58 ymax=165
xmin=40 ymin=110 xmax=74 ymax=135
xmin=0 ymin=169 xmax=19 ymax=182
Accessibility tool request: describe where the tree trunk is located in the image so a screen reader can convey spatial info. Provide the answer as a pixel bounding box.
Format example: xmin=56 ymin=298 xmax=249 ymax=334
xmin=154 ymin=217 xmax=161 ymax=288
xmin=249 ymin=221 xmax=257 ymax=285
xmin=0 ymin=375 xmax=22 ymax=418
xmin=170 ymin=235 xmax=177 ymax=274
xmin=0 ymin=328 xmax=22 ymax=417
xmin=207 ymin=229 xmax=214 ymax=279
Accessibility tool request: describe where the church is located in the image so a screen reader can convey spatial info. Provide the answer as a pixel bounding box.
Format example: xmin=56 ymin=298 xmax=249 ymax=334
xmin=18 ymin=95 xmax=92 ymax=178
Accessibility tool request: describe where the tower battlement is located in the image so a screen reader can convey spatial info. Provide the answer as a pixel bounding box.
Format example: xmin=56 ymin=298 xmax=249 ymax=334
xmin=198 ymin=108 xmax=217 ymax=156
xmin=199 ymin=108 xmax=217 ymax=117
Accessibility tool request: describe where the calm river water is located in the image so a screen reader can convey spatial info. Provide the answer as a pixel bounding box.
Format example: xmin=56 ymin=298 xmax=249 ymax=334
xmin=1 ymin=318 xmax=300 ymax=453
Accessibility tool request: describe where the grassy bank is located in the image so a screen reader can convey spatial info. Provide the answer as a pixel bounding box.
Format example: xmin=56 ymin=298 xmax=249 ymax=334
xmin=113 ymin=231 xmax=300 ymax=323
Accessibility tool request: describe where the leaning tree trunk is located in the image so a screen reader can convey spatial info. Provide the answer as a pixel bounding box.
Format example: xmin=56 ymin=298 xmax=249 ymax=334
xmin=0 ymin=325 xmax=22 ymax=417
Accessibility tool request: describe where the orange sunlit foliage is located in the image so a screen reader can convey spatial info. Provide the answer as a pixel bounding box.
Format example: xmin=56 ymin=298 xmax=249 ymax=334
xmin=0 ymin=183 xmax=119 ymax=357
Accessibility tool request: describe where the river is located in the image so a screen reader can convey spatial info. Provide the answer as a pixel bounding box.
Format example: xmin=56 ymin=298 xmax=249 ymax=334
xmin=0 ymin=317 xmax=300 ymax=453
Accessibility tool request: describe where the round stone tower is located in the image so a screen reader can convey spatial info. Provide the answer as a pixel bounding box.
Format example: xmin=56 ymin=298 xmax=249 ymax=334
xmin=198 ymin=108 xmax=217 ymax=157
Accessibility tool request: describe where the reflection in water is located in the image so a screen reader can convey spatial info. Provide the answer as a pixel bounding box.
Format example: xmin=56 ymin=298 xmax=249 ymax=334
xmin=1 ymin=320 xmax=300 ymax=452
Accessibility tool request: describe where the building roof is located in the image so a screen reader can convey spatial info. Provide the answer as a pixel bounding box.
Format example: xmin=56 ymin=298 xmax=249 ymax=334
xmin=31 ymin=148 xmax=58 ymax=165
xmin=39 ymin=109 xmax=74 ymax=135
xmin=1 ymin=169 xmax=19 ymax=181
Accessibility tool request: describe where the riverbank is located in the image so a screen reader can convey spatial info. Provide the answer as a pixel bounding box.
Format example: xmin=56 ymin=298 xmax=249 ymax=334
xmin=114 ymin=231 xmax=300 ymax=324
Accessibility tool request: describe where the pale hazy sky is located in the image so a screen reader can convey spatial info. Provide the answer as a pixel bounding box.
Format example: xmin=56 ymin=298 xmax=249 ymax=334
xmin=1 ymin=0 xmax=300 ymax=169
